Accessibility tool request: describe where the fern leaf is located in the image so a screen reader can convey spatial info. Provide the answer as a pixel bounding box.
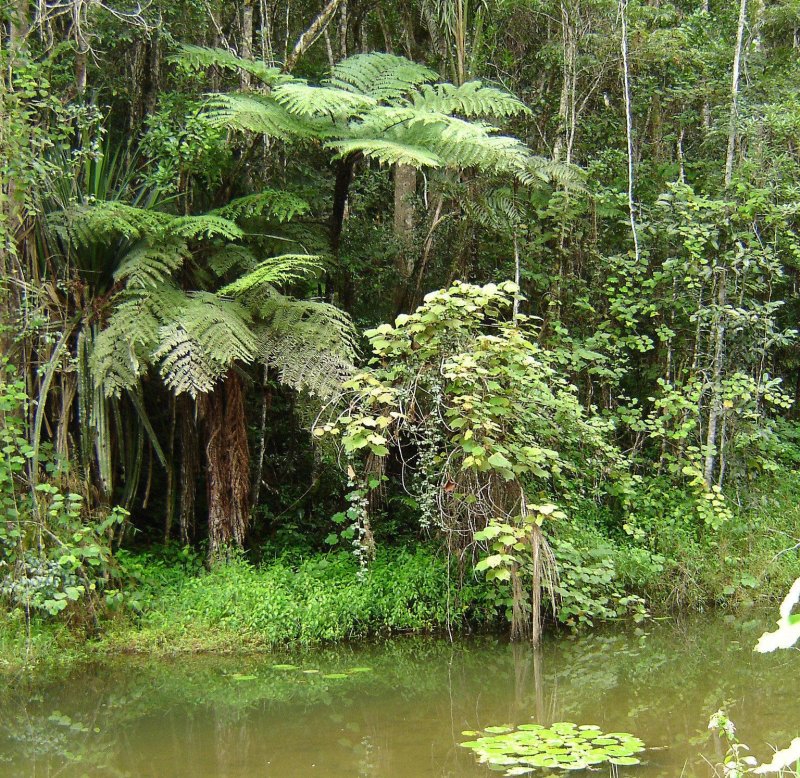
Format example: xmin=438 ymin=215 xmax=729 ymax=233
xmin=326 ymin=52 xmax=437 ymax=101
xmin=114 ymin=240 xmax=190 ymax=288
xmin=256 ymin=295 xmax=358 ymax=398
xmin=211 ymin=190 xmax=310 ymax=223
xmin=409 ymin=82 xmax=530 ymax=118
xmin=50 ymin=202 xmax=171 ymax=246
xmin=92 ymin=286 xmax=185 ymax=396
xmin=207 ymin=245 xmax=260 ymax=277
xmin=154 ymin=293 xmax=257 ymax=396
xmin=168 ymin=214 xmax=244 ymax=241
xmin=203 ymin=93 xmax=318 ymax=139
xmin=272 ymin=81 xmax=376 ymax=118
xmin=174 ymin=44 xmax=289 ymax=86
xmin=326 ymin=138 xmax=442 ymax=168
xmin=219 ymin=254 xmax=323 ymax=296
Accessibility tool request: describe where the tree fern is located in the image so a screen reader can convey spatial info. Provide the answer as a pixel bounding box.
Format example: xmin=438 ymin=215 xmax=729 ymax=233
xmin=408 ymin=81 xmax=529 ymax=118
xmin=211 ymin=189 xmax=310 ymax=223
xmin=174 ymin=44 xmax=289 ymax=87
xmin=203 ymin=94 xmax=317 ymax=139
xmin=154 ymin=293 xmax=258 ymax=397
xmin=193 ymin=48 xmax=575 ymax=187
xmin=219 ymin=254 xmax=323 ymax=296
xmin=326 ymin=52 xmax=437 ymax=101
xmin=114 ymin=240 xmax=190 ymax=288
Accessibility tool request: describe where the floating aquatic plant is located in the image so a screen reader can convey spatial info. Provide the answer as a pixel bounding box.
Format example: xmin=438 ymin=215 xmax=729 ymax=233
xmin=460 ymin=721 xmax=645 ymax=775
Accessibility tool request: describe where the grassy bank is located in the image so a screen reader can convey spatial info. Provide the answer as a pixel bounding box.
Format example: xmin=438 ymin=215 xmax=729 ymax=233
xmin=2 ymin=473 xmax=799 ymax=674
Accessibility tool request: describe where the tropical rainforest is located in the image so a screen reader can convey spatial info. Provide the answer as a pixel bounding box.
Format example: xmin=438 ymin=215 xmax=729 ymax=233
xmin=2 ymin=0 xmax=800 ymax=669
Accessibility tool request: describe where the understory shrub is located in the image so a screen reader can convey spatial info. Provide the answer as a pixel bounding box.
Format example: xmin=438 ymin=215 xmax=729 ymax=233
xmin=125 ymin=547 xmax=496 ymax=649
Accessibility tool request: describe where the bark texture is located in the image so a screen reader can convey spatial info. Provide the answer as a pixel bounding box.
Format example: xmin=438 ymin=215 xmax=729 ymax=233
xmin=202 ymin=370 xmax=251 ymax=557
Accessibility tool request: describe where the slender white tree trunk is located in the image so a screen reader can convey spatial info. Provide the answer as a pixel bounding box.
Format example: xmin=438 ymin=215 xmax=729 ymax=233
xmin=725 ymin=0 xmax=748 ymax=187
xmin=620 ymin=0 xmax=640 ymax=262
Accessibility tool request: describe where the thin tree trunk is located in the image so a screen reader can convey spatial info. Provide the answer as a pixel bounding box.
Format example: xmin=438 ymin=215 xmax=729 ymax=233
xmin=283 ymin=0 xmax=342 ymax=72
xmin=553 ymin=2 xmax=572 ymax=163
xmin=250 ymin=365 xmax=271 ymax=507
xmin=179 ymin=396 xmax=199 ymax=544
xmin=240 ymin=0 xmax=254 ymax=88
xmin=530 ymin=524 xmax=543 ymax=647
xmin=392 ymin=163 xmax=417 ymax=308
xmin=703 ymin=273 xmax=727 ymax=487
xmin=725 ymin=0 xmax=748 ymax=187
xmin=620 ymin=0 xmax=640 ymax=262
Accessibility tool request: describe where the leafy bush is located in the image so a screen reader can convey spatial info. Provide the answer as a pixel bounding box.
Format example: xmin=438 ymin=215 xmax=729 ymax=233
xmin=0 ymin=363 xmax=127 ymax=621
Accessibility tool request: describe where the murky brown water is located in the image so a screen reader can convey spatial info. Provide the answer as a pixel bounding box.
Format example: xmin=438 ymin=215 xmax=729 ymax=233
xmin=1 ymin=614 xmax=797 ymax=776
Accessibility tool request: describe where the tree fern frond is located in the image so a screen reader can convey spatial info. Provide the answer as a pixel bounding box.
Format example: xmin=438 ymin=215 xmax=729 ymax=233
xmin=154 ymin=293 xmax=257 ymax=396
xmin=207 ymin=245 xmax=260 ymax=277
xmin=49 ymin=202 xmax=171 ymax=246
xmin=174 ymin=44 xmax=289 ymax=86
xmin=326 ymin=138 xmax=443 ymax=168
xmin=515 ymin=156 xmax=586 ymax=189
xmin=326 ymin=52 xmax=437 ymax=101
xmin=168 ymin=214 xmax=244 ymax=241
xmin=203 ymin=93 xmax=318 ymax=139
xmin=92 ymin=286 xmax=185 ymax=396
xmin=153 ymin=321 xmax=221 ymax=397
xmin=272 ymin=81 xmax=376 ymax=118
xmin=409 ymin=82 xmax=530 ymax=118
xmin=211 ymin=189 xmax=310 ymax=223
xmin=114 ymin=239 xmax=190 ymax=288
xmin=219 ymin=254 xmax=323 ymax=296
xmin=464 ymin=189 xmax=525 ymax=230
xmin=256 ymin=295 xmax=358 ymax=398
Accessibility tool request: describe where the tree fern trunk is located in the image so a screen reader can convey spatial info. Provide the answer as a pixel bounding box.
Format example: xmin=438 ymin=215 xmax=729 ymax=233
xmin=203 ymin=369 xmax=250 ymax=559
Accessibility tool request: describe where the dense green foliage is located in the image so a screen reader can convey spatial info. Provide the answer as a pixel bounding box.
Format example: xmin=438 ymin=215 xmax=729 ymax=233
xmin=2 ymin=0 xmax=800 ymax=660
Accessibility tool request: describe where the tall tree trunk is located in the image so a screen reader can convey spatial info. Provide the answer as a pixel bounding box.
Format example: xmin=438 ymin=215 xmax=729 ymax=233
xmin=391 ymin=163 xmax=417 ymax=310
xmin=703 ymin=272 xmax=727 ymax=487
xmin=725 ymin=0 xmax=748 ymax=187
xmin=620 ymin=0 xmax=640 ymax=262
xmin=240 ymin=0 xmax=254 ymax=88
xmin=283 ymin=0 xmax=342 ymax=72
xmin=202 ymin=370 xmax=251 ymax=558
xmin=179 ymin=395 xmax=199 ymax=544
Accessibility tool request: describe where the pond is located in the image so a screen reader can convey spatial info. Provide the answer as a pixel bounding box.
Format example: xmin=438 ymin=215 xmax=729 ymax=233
xmin=1 ymin=613 xmax=797 ymax=777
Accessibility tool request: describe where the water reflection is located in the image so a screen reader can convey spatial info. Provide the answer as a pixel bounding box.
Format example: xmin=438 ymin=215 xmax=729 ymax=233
xmin=0 ymin=614 xmax=797 ymax=777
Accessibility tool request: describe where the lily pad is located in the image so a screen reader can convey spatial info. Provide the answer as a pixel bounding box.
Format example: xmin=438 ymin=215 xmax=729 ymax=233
xmin=460 ymin=721 xmax=646 ymax=776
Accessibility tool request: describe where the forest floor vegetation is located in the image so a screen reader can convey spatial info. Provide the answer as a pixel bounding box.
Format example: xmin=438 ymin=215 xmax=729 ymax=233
xmin=2 ymin=470 xmax=799 ymax=675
